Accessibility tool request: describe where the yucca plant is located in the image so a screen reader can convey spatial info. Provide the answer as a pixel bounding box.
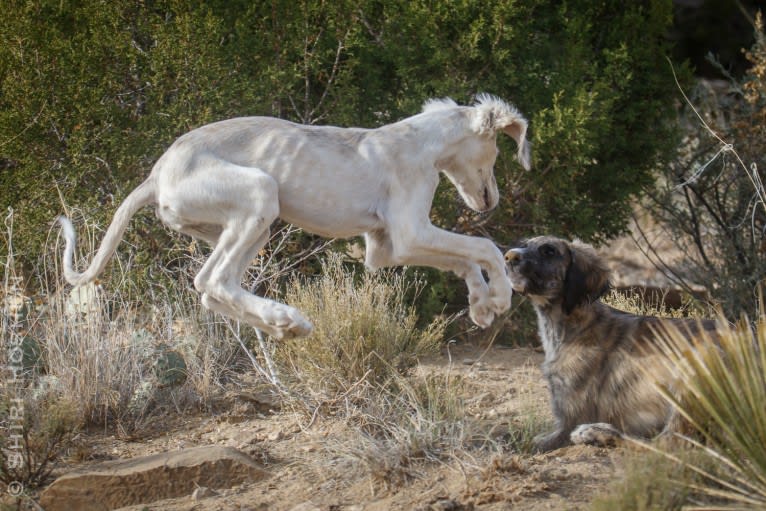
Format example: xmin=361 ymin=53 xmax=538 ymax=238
xmin=651 ymin=313 xmax=766 ymax=510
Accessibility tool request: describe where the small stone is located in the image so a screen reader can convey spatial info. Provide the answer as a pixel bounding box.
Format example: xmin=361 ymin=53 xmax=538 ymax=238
xmin=289 ymin=502 xmax=321 ymax=511
xmin=431 ymin=498 xmax=472 ymax=511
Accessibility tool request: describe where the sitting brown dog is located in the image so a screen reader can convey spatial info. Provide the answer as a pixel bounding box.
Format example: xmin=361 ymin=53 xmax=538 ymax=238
xmin=505 ymin=236 xmax=719 ymax=452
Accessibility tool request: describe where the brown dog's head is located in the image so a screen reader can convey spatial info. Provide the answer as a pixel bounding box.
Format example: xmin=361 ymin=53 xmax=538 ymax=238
xmin=504 ymin=236 xmax=610 ymax=314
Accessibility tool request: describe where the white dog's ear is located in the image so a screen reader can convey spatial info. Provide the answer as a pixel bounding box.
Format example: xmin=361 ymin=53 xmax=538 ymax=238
xmin=473 ymin=94 xmax=532 ymax=170
xmin=502 ymin=119 xmax=531 ymax=171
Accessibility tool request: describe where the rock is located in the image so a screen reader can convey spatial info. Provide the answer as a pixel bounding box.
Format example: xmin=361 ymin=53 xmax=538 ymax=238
xmin=39 ymin=445 xmax=268 ymax=511
xmin=191 ymin=486 xmax=214 ymax=500
xmin=430 ymin=498 xmax=474 ymax=511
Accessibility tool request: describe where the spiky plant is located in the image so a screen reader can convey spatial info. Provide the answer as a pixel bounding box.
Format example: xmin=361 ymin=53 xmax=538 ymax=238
xmin=652 ymin=313 xmax=766 ymax=510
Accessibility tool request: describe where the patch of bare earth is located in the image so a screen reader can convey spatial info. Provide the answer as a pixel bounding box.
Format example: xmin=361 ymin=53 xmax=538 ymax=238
xmin=44 ymin=344 xmax=628 ymax=511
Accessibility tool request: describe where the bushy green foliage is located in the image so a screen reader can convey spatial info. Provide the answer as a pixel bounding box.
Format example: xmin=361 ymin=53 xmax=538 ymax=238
xmin=339 ymin=0 xmax=681 ymax=244
xmin=1 ymin=0 xmax=682 ymax=313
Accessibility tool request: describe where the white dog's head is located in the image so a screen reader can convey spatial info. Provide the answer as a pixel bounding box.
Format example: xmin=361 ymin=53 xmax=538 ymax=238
xmin=427 ymin=94 xmax=530 ymax=213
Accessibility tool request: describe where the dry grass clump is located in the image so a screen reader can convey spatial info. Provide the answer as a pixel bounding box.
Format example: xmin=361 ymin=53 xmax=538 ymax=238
xmin=2 ymin=210 xmax=243 ymax=429
xmin=37 ymin=290 xmax=243 ymax=430
xmin=602 ymin=288 xmax=707 ymax=319
xmin=589 ymin=448 xmax=708 ymax=511
xmin=329 ymin=371 xmax=468 ymax=488
xmin=0 ymin=210 xmax=254 ymax=492
xmin=276 ymin=254 xmax=449 ymax=397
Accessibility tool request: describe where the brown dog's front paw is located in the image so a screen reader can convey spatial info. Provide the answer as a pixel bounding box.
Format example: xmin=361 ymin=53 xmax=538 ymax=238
xmin=570 ymin=423 xmax=623 ymax=447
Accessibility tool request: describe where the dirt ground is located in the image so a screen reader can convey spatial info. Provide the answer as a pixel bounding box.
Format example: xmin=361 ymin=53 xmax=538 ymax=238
xmin=52 ymin=342 xmax=631 ymax=511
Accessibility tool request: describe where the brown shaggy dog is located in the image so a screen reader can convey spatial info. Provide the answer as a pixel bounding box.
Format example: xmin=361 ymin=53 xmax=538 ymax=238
xmin=505 ymin=236 xmax=719 ymax=452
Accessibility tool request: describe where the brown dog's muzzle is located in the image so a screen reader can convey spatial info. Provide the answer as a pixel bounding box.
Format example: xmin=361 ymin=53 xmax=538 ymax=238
xmin=504 ymin=247 xmax=530 ymax=295
xmin=505 ymin=248 xmax=524 ymax=264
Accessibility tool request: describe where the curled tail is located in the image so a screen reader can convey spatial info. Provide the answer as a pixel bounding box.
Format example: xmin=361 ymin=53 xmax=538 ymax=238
xmin=59 ymin=177 xmax=157 ymax=287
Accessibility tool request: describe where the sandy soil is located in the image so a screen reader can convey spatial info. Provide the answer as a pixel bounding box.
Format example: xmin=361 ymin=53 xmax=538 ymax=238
xmin=50 ymin=343 xmax=631 ymax=511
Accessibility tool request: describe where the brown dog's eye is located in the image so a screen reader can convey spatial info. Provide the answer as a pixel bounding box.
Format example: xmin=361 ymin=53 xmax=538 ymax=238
xmin=539 ymin=244 xmax=557 ymax=258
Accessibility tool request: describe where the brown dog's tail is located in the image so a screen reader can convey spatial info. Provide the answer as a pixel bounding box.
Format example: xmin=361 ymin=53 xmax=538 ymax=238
xmin=59 ymin=177 xmax=157 ymax=287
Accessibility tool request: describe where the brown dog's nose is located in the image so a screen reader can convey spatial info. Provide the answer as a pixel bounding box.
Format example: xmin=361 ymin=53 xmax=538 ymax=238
xmin=505 ymin=249 xmax=522 ymax=263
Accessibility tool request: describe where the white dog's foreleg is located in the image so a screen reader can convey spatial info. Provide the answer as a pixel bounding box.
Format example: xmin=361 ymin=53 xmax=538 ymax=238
xmin=387 ymin=226 xmax=512 ymax=326
xmin=366 ymin=231 xmax=503 ymax=328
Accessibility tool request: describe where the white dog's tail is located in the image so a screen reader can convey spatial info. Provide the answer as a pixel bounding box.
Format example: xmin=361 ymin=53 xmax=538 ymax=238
xmin=59 ymin=177 xmax=157 ymax=287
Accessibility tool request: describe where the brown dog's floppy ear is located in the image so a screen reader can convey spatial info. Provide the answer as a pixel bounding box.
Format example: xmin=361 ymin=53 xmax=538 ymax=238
xmin=562 ymin=240 xmax=610 ymax=314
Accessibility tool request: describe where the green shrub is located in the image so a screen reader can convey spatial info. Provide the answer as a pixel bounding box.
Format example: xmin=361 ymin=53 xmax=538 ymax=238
xmin=1 ymin=1 xmax=683 ymax=326
xmin=1 ymin=210 xmax=246 ymax=433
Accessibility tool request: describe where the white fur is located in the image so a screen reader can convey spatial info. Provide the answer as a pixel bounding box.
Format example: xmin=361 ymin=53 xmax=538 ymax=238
xmin=59 ymin=95 xmax=531 ymax=339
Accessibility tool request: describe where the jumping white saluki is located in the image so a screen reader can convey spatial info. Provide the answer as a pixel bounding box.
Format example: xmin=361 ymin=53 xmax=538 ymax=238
xmin=59 ymin=94 xmax=531 ymax=339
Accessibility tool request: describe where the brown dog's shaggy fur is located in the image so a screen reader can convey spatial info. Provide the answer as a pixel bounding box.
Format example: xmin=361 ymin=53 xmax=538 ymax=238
xmin=505 ymin=236 xmax=719 ymax=452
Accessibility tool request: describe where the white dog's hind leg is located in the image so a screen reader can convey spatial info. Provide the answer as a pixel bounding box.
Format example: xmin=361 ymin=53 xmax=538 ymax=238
xmin=196 ymin=222 xmax=312 ymax=339
xmin=172 ymin=167 xmax=311 ymax=339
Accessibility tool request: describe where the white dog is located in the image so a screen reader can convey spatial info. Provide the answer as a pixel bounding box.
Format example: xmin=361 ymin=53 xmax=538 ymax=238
xmin=59 ymin=95 xmax=530 ymax=339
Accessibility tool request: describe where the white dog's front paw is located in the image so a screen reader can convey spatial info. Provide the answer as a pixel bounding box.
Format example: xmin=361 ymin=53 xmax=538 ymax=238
xmin=488 ymin=276 xmax=513 ymax=315
xmin=277 ymin=318 xmax=314 ymax=339
xmin=277 ymin=309 xmax=314 ymax=339
xmin=469 ymin=300 xmax=495 ymax=329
